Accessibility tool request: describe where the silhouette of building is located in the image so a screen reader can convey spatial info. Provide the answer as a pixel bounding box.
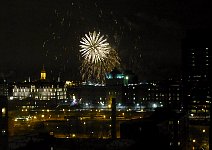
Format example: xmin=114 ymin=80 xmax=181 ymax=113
xmin=0 ymin=95 xmax=8 ymax=150
xmin=120 ymin=108 xmax=188 ymax=149
xmin=182 ymin=29 xmax=211 ymax=150
xmin=182 ymin=29 xmax=211 ymax=122
xmin=0 ymin=79 xmax=9 ymax=96
xmin=106 ymin=68 xmax=125 ymax=106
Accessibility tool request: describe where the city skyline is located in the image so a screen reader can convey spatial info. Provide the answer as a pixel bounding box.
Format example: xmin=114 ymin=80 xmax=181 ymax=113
xmin=1 ymin=0 xmax=211 ymax=82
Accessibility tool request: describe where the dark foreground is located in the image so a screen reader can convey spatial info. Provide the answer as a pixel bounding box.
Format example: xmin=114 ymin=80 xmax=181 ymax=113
xmin=14 ymin=136 xmax=136 ymax=150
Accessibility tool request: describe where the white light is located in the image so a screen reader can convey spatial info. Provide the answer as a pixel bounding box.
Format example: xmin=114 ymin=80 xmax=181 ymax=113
xmin=79 ymin=31 xmax=120 ymax=82
xmin=80 ymin=31 xmax=110 ymax=64
xmin=2 ymin=108 xmax=6 ymax=115
xmin=152 ymin=103 xmax=157 ymax=108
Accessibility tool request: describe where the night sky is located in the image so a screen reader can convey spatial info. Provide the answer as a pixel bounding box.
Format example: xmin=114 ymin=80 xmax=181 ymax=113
xmin=0 ymin=0 xmax=211 ymax=82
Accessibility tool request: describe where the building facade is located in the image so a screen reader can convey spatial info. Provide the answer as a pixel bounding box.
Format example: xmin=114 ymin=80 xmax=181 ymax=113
xmin=0 ymin=79 xmax=9 ymax=97
xmin=182 ymin=29 xmax=211 ymax=122
xmin=12 ymin=68 xmax=66 ymax=101
xmin=12 ymin=81 xmax=67 ymax=101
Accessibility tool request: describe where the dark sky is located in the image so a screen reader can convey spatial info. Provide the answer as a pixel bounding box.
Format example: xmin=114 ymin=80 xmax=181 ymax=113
xmin=0 ymin=0 xmax=211 ymax=82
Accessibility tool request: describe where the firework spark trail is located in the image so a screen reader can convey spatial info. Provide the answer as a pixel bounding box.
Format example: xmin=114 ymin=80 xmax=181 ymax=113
xmin=43 ymin=6 xmax=135 ymax=81
xmin=79 ymin=31 xmax=120 ymax=83
xmin=80 ymin=31 xmax=110 ymax=64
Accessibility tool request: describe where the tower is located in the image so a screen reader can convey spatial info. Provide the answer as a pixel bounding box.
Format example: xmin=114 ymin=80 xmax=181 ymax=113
xmin=40 ymin=65 xmax=46 ymax=80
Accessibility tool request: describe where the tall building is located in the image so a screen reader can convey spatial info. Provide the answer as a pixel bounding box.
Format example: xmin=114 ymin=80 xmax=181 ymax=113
xmin=0 ymin=79 xmax=9 ymax=96
xmin=0 ymin=95 xmax=8 ymax=150
xmin=182 ymin=29 xmax=211 ymax=122
xmin=106 ymin=68 xmax=125 ymax=106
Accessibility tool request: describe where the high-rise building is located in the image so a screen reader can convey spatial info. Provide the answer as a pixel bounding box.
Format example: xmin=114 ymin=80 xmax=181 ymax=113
xmin=0 ymin=79 xmax=9 ymax=96
xmin=182 ymin=29 xmax=211 ymax=122
xmin=0 ymin=95 xmax=8 ymax=150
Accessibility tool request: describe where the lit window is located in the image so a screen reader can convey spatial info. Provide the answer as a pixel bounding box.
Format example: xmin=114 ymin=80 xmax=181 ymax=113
xmin=2 ymin=108 xmax=6 ymax=116
xmin=2 ymin=129 xmax=6 ymax=135
xmin=169 ymin=121 xmax=173 ymax=125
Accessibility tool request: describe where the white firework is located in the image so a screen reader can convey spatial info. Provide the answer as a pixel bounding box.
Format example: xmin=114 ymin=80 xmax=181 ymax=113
xmin=79 ymin=31 xmax=110 ymax=64
xmin=79 ymin=31 xmax=120 ymax=83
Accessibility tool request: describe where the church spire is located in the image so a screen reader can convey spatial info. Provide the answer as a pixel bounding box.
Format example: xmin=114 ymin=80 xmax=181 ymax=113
xmin=40 ymin=65 xmax=46 ymax=80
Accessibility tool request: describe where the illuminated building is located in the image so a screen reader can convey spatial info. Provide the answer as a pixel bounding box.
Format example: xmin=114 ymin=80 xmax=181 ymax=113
xmin=10 ymin=68 xmax=67 ymax=110
xmin=182 ymin=30 xmax=211 ymax=122
xmin=12 ymin=67 xmax=66 ymax=101
xmin=65 ymin=68 xmax=182 ymax=110
xmin=12 ymin=81 xmax=66 ymax=101
xmin=0 ymin=95 xmax=8 ymax=150
xmin=40 ymin=65 xmax=46 ymax=80
xmin=121 ymin=79 xmax=182 ymax=111
xmin=182 ymin=29 xmax=211 ymax=150
xmin=61 ymin=67 xmax=183 ymax=110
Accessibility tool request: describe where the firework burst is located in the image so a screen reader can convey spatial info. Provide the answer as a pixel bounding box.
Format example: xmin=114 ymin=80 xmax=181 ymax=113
xmin=79 ymin=31 xmax=120 ymax=83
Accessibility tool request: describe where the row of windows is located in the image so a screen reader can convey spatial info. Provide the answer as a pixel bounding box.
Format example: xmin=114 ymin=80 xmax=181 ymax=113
xmin=13 ymin=88 xmax=66 ymax=92
xmin=13 ymin=91 xmax=66 ymax=97
xmin=13 ymin=96 xmax=66 ymax=100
